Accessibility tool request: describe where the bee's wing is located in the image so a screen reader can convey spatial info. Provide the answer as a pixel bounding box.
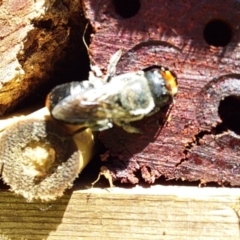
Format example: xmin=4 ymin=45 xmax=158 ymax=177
xmin=47 ymin=81 xmax=93 ymax=112
xmin=50 ymin=81 xmax=128 ymax=126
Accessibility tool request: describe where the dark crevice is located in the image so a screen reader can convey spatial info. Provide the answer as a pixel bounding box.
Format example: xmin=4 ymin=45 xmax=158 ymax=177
xmin=212 ymin=123 xmax=228 ymax=135
xmin=32 ymin=19 xmax=54 ymax=31
xmin=185 ymin=130 xmax=211 ymax=151
xmin=177 ymin=130 xmax=211 ymax=168
xmin=178 ymin=95 xmax=240 ymax=168
xmin=15 ymin=18 xmax=91 ymax=112
xmin=177 ymin=124 xmax=228 ymax=168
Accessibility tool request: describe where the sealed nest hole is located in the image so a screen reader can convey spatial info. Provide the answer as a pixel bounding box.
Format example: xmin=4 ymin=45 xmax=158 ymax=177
xmin=0 ymin=118 xmax=80 ymax=201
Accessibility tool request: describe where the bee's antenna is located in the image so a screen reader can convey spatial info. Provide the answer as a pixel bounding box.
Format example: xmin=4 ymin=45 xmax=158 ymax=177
xmin=82 ymin=22 xmax=89 ymax=53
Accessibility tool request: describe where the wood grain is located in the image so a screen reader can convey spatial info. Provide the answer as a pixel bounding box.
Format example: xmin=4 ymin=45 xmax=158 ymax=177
xmin=83 ymin=0 xmax=240 ymax=186
xmin=0 ymin=0 xmax=71 ymax=115
xmin=0 ymin=107 xmax=95 ymax=201
xmin=0 ymin=0 xmax=89 ymax=116
xmin=0 ymin=185 xmax=239 ymax=240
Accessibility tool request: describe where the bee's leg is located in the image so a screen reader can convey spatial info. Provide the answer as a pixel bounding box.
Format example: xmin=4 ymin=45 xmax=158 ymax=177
xmin=127 ymin=114 xmax=145 ymax=121
xmin=123 ymin=124 xmax=142 ymax=134
xmin=91 ymin=166 xmax=114 ymax=188
xmin=103 ymin=49 xmax=122 ymax=83
xmin=90 ymin=64 xmax=103 ymax=78
xmin=89 ymin=75 xmax=104 ymax=87
xmin=88 ymin=66 xmax=104 ymax=87
xmin=114 ymin=120 xmax=142 ymax=134
xmin=145 ymin=107 xmax=160 ymax=117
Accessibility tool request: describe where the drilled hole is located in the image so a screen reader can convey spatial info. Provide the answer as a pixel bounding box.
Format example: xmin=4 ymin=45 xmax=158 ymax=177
xmin=203 ymin=19 xmax=232 ymax=47
xmin=112 ymin=0 xmax=140 ymax=18
xmin=218 ymin=96 xmax=240 ymax=134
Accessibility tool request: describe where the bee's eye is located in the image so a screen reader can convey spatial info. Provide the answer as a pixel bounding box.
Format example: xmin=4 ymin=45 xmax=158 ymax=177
xmin=144 ymin=68 xmax=171 ymax=107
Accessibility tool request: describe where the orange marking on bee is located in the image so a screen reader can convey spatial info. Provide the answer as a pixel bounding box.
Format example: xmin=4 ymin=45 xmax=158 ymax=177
xmin=45 ymin=94 xmax=51 ymax=111
xmin=160 ymin=69 xmax=178 ymax=96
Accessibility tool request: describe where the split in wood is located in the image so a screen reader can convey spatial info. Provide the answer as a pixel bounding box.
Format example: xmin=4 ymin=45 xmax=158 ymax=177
xmin=0 ymin=107 xmax=95 ymax=201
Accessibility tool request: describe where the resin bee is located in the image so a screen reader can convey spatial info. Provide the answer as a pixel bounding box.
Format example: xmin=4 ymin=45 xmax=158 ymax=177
xmin=46 ymin=50 xmax=177 ymax=133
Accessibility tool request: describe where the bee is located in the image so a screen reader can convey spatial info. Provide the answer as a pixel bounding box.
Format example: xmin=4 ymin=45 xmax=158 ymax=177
xmin=46 ymin=50 xmax=178 ymax=133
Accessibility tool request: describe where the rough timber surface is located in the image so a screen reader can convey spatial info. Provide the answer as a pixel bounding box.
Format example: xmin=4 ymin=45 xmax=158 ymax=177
xmin=0 ymin=0 xmax=87 ymax=115
xmin=83 ymin=0 xmax=240 ymax=185
xmin=0 ymin=184 xmax=240 ymax=240
xmin=0 ymin=107 xmax=238 ymax=239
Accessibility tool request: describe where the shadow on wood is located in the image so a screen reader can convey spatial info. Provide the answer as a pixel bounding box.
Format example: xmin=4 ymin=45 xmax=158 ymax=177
xmin=0 ymin=190 xmax=72 ymax=240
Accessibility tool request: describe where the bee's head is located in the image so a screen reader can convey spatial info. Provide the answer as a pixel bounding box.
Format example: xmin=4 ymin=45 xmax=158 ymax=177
xmin=144 ymin=66 xmax=178 ymax=107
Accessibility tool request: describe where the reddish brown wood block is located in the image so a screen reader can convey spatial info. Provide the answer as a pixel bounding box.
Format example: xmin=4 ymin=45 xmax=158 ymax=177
xmin=83 ymin=0 xmax=240 ymax=185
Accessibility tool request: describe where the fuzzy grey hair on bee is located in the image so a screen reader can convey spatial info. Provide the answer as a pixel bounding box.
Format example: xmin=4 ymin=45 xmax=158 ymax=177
xmin=46 ymin=50 xmax=178 ymax=133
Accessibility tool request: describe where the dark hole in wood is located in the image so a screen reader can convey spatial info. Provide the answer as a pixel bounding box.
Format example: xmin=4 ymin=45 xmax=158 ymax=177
xmin=203 ymin=19 xmax=232 ymax=47
xmin=112 ymin=0 xmax=141 ymax=18
xmin=218 ymin=95 xmax=240 ymax=135
xmin=15 ymin=21 xmax=91 ymax=111
xmin=33 ymin=19 xmax=53 ymax=31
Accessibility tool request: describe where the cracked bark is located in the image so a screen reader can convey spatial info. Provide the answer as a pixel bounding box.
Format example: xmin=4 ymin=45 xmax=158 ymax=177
xmin=83 ymin=0 xmax=240 ymax=186
xmin=0 ymin=0 xmax=87 ymax=115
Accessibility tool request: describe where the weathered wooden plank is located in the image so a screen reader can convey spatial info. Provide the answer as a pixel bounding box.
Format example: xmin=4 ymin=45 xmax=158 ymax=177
xmin=0 ymin=186 xmax=239 ymax=240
